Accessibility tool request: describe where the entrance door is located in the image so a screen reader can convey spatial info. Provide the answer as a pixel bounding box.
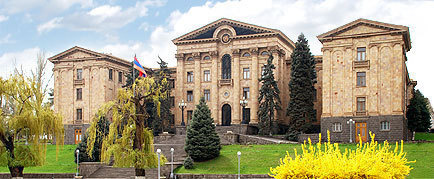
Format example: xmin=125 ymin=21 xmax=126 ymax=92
xmin=355 ymin=122 xmax=367 ymax=142
xmin=222 ymin=104 xmax=231 ymax=126
xmin=242 ymin=108 xmax=250 ymax=124
xmin=74 ymin=129 xmax=82 ymax=144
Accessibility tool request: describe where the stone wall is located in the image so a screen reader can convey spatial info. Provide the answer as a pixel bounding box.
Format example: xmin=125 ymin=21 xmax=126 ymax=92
xmin=0 ymin=173 xmax=74 ymax=179
xmin=298 ymin=133 xmax=323 ymax=143
xmin=64 ymin=124 xmax=90 ymax=145
xmin=176 ymin=174 xmax=271 ymax=179
xmin=79 ymin=162 xmax=104 ymax=177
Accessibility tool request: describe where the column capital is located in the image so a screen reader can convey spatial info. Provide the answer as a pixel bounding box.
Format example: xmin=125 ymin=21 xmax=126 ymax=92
xmin=250 ymin=47 xmax=259 ymax=55
xmin=192 ymin=52 xmax=201 ymax=60
xmin=210 ymin=51 xmax=218 ymax=57
xmin=232 ymin=49 xmax=241 ymax=57
xmin=321 ymin=47 xmax=332 ymax=52
xmin=175 ymin=53 xmax=184 ymax=60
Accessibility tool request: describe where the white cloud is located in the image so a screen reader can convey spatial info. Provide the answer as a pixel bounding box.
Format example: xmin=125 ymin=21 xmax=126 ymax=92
xmin=136 ymin=0 xmax=434 ymax=104
xmin=0 ymin=0 xmax=94 ymax=15
xmin=36 ymin=0 xmax=165 ymax=33
xmin=37 ymin=17 xmax=63 ymax=34
xmin=0 ymin=34 xmax=13 ymax=44
xmin=0 ymin=15 xmax=8 ymax=22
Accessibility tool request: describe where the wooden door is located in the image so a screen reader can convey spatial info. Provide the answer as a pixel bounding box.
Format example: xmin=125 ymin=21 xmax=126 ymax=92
xmin=355 ymin=122 xmax=367 ymax=142
xmin=222 ymin=104 xmax=231 ymax=126
xmin=74 ymin=129 xmax=82 ymax=144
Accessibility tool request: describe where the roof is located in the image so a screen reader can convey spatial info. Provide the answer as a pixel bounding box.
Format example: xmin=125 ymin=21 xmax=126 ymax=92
xmin=172 ymin=18 xmax=295 ymax=48
xmin=317 ymin=18 xmax=411 ymax=51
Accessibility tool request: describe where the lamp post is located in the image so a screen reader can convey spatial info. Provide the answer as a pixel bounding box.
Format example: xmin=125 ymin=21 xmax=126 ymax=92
xmin=76 ymin=149 xmax=79 ymax=177
xmin=157 ymin=149 xmax=161 ymax=179
xmin=240 ymin=97 xmax=248 ymax=124
xmin=170 ymin=148 xmax=174 ymax=178
xmin=347 ymin=119 xmax=355 ymax=143
xmin=178 ymin=99 xmax=187 ymax=126
xmin=237 ymin=151 xmax=241 ymax=179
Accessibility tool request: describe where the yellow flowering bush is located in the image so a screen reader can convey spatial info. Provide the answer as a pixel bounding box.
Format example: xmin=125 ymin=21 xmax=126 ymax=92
xmin=269 ymin=131 xmax=414 ymax=179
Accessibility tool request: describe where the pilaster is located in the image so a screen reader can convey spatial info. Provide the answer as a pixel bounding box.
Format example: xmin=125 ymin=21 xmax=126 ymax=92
xmin=250 ymin=48 xmax=259 ymax=123
xmin=175 ymin=53 xmax=185 ymax=125
xmin=193 ymin=52 xmax=201 ymax=105
xmin=210 ymin=51 xmax=219 ymax=124
xmin=232 ymin=49 xmax=241 ymax=124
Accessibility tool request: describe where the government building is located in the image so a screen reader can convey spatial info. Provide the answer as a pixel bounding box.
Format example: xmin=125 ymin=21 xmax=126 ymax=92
xmin=50 ymin=18 xmax=416 ymax=144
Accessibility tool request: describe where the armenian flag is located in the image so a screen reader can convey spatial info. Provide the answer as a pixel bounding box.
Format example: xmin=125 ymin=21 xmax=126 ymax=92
xmin=133 ymin=55 xmax=147 ymax=77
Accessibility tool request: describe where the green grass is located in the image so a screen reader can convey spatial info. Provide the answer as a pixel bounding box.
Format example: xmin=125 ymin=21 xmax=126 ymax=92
xmin=414 ymin=132 xmax=434 ymax=141
xmin=0 ymin=145 xmax=77 ymax=173
xmin=175 ymin=143 xmax=434 ymax=179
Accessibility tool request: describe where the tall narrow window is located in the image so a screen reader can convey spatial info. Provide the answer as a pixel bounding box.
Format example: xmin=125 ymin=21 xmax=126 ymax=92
xmin=109 ymin=69 xmax=113 ymax=80
xmin=204 ymin=70 xmax=211 ymax=82
xmin=187 ymin=91 xmax=193 ymax=102
xmin=313 ymin=88 xmax=317 ymax=102
xmin=204 ymin=89 xmax=210 ymax=101
xmin=77 ymin=69 xmax=83 ymax=80
xmin=76 ymin=109 xmax=82 ymax=121
xmin=187 ymin=110 xmax=193 ymax=123
xmin=243 ymin=68 xmax=250 ymax=79
xmin=187 ymin=72 xmax=193 ymax=83
xmin=221 ymin=54 xmax=231 ymax=79
xmin=118 ymin=72 xmax=123 ymax=83
xmin=357 ymin=72 xmax=366 ymax=87
xmin=243 ymin=87 xmax=250 ymax=99
xmin=357 ymin=47 xmax=366 ymax=61
xmin=170 ymin=96 xmax=175 ymax=107
xmin=76 ymin=88 xmax=82 ymax=100
xmin=357 ymin=97 xmax=366 ymax=112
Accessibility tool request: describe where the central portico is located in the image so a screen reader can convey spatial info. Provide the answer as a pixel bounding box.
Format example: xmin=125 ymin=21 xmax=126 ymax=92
xmin=172 ymin=18 xmax=295 ymax=126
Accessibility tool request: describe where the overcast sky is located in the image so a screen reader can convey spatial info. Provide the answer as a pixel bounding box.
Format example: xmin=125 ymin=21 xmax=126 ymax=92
xmin=0 ymin=0 xmax=433 ymax=104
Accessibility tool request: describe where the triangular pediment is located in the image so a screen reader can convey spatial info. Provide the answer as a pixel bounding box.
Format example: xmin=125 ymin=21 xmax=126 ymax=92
xmin=173 ymin=18 xmax=279 ymax=43
xmin=48 ymin=46 xmax=102 ymax=62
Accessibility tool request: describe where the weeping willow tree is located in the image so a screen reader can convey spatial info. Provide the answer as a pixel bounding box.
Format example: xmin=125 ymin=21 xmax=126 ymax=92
xmin=87 ymin=77 xmax=167 ymax=176
xmin=0 ymin=53 xmax=64 ymax=177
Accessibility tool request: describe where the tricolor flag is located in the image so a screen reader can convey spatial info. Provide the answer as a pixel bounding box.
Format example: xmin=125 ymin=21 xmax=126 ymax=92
xmin=133 ymin=55 xmax=147 ymax=77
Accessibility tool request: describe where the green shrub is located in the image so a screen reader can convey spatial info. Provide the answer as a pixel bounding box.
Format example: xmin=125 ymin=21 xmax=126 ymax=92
xmin=184 ymin=156 xmax=194 ymax=169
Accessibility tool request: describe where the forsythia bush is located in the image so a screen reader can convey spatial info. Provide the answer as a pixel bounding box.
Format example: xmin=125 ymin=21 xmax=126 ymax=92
xmin=269 ymin=131 xmax=414 ymax=179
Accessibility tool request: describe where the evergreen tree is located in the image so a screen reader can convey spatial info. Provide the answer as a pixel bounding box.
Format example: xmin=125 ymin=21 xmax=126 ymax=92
xmin=407 ymin=90 xmax=431 ymax=132
xmin=75 ymin=117 xmax=109 ymax=163
xmin=185 ymin=97 xmax=221 ymax=161
xmin=286 ymin=34 xmax=317 ymax=139
xmin=258 ymin=55 xmax=281 ymax=136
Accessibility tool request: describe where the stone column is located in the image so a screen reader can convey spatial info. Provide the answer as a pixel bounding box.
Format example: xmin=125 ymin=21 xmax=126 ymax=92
xmin=250 ymin=48 xmax=259 ymax=123
xmin=232 ymin=49 xmax=241 ymax=124
xmin=210 ymin=51 xmax=219 ymax=124
xmin=193 ymin=52 xmax=201 ymax=105
xmin=175 ymin=53 xmax=185 ymax=125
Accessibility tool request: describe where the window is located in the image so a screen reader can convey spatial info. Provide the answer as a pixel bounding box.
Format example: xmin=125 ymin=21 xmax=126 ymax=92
xmin=118 ymin=72 xmax=123 ymax=83
xmin=204 ymin=70 xmax=211 ymax=82
xmin=203 ymin=56 xmax=211 ymax=60
xmin=187 ymin=72 xmax=194 ymax=83
xmin=187 ymin=91 xmax=193 ymax=102
xmin=169 ymin=96 xmax=175 ymax=107
xmin=243 ymin=53 xmax=250 ymax=57
xmin=333 ymin=123 xmax=342 ymax=132
xmin=243 ymin=68 xmax=250 ymax=79
xmin=169 ymin=80 xmax=175 ymax=88
xmin=76 ymin=88 xmax=82 ymax=100
xmin=357 ymin=47 xmax=366 ymax=61
xmin=243 ymin=87 xmax=250 ymax=99
xmin=261 ymin=66 xmax=266 ymax=77
xmin=357 ymin=97 xmax=366 ymax=112
xmin=261 ymin=51 xmax=269 ymax=56
xmin=77 ymin=69 xmax=83 ymax=80
xmin=109 ymin=69 xmax=113 ymax=80
xmin=186 ymin=57 xmax=193 ymax=61
xmin=76 ymin=109 xmax=82 ymax=121
xmin=313 ymin=88 xmax=317 ymax=102
xmin=357 ymin=72 xmax=366 ymax=87
xmin=380 ymin=121 xmax=390 ymax=131
xmin=221 ymin=54 xmax=231 ymax=79
xmin=204 ymin=89 xmax=210 ymax=101
xmin=187 ymin=110 xmax=193 ymax=123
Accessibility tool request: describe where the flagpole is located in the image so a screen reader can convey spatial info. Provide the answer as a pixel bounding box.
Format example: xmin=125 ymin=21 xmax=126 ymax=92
xmin=133 ymin=54 xmax=136 ymax=97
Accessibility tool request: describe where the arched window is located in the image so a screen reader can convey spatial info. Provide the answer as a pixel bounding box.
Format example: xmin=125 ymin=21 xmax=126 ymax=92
xmin=203 ymin=56 xmax=211 ymax=60
xmin=221 ymin=54 xmax=231 ymax=79
xmin=242 ymin=53 xmax=250 ymax=57
xmin=186 ymin=57 xmax=193 ymax=61
xmin=261 ymin=51 xmax=269 ymax=56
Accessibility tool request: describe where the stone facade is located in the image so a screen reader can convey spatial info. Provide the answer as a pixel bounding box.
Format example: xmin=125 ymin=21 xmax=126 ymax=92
xmin=317 ymin=19 xmax=415 ymax=142
xmin=49 ymin=46 xmax=131 ymax=144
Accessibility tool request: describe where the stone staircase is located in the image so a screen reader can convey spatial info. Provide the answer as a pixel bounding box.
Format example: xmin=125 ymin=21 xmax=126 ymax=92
xmin=88 ymin=166 xmax=134 ymax=178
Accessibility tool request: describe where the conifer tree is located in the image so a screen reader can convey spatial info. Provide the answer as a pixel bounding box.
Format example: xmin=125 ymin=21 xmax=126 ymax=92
xmin=152 ymin=57 xmax=174 ymax=134
xmin=258 ymin=55 xmax=281 ymax=136
xmin=407 ymin=90 xmax=431 ymax=132
xmin=75 ymin=116 xmax=109 ymax=163
xmin=185 ymin=97 xmax=221 ymax=161
xmin=286 ymin=33 xmax=317 ymax=139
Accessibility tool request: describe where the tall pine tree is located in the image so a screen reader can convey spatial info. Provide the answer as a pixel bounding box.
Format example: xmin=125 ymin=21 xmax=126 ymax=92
xmin=286 ymin=33 xmax=317 ymax=139
xmin=407 ymin=90 xmax=431 ymax=132
xmin=258 ymin=55 xmax=281 ymax=136
xmin=185 ymin=97 xmax=221 ymax=161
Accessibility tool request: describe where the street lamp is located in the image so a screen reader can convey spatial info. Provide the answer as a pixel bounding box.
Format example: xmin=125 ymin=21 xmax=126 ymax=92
xmin=157 ymin=149 xmax=161 ymax=179
xmin=240 ymin=97 xmax=248 ymax=124
xmin=76 ymin=149 xmax=80 ymax=177
xmin=347 ymin=119 xmax=355 ymax=143
xmin=178 ymin=99 xmax=187 ymax=126
xmin=237 ymin=151 xmax=241 ymax=179
xmin=170 ymin=148 xmax=174 ymax=179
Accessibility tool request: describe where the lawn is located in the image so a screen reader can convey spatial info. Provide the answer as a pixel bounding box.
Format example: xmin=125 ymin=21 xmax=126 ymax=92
xmin=0 ymin=144 xmax=77 ymax=173
xmin=414 ymin=132 xmax=434 ymax=141
xmin=175 ymin=143 xmax=434 ymax=179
